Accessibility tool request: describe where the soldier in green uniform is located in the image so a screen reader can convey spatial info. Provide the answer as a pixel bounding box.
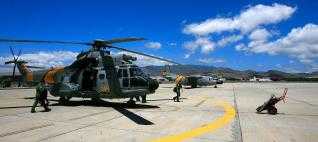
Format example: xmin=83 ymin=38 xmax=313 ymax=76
xmin=31 ymin=81 xmax=51 ymax=113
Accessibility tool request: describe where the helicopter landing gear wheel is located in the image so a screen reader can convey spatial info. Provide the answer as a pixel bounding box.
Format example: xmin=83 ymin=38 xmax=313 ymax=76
xmin=127 ymin=99 xmax=136 ymax=106
xmin=59 ymin=96 xmax=71 ymax=105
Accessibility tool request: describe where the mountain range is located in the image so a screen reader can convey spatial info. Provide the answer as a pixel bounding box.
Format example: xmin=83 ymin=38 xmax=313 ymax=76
xmin=1 ymin=65 xmax=317 ymax=81
xmin=142 ymin=65 xmax=318 ymax=80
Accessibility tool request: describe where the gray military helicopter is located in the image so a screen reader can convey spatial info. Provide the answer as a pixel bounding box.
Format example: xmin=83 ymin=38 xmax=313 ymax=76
xmin=0 ymin=37 xmax=180 ymax=105
xmin=160 ymin=65 xmax=217 ymax=88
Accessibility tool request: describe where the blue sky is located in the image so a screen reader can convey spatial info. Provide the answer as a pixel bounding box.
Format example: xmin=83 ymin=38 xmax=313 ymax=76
xmin=0 ymin=0 xmax=317 ymax=72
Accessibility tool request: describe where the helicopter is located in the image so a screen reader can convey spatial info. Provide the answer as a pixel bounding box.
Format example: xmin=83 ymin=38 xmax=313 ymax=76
xmin=160 ymin=65 xmax=218 ymax=88
xmin=0 ymin=37 xmax=180 ymax=105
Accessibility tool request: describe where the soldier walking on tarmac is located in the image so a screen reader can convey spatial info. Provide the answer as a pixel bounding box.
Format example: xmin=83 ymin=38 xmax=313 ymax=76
xmin=31 ymin=81 xmax=51 ymax=113
xmin=173 ymin=75 xmax=185 ymax=102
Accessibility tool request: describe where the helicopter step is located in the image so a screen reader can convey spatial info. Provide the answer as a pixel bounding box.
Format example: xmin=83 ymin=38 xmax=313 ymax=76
xmin=58 ymin=96 xmax=72 ymax=104
xmin=121 ymin=89 xmax=147 ymax=96
xmin=80 ymin=90 xmax=98 ymax=96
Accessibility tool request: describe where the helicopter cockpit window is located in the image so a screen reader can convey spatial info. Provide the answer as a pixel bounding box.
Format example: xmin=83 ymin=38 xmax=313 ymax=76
xmin=130 ymin=77 xmax=147 ymax=87
xmin=129 ymin=68 xmax=136 ymax=77
xmin=129 ymin=68 xmax=145 ymax=77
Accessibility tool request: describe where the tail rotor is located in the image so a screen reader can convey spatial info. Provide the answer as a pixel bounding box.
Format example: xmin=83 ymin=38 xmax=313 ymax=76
xmin=5 ymin=47 xmax=22 ymax=80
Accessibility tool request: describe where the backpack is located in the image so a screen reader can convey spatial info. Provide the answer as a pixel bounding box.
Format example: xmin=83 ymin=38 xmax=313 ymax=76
xmin=173 ymin=87 xmax=177 ymax=92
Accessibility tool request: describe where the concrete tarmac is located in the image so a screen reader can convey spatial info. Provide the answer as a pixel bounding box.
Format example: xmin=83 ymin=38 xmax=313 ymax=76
xmin=0 ymin=83 xmax=317 ymax=142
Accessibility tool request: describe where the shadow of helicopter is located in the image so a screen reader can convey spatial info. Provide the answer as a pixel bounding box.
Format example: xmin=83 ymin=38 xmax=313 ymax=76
xmin=0 ymin=99 xmax=157 ymax=125
xmin=0 ymin=105 xmax=33 ymax=109
xmin=49 ymin=99 xmax=157 ymax=125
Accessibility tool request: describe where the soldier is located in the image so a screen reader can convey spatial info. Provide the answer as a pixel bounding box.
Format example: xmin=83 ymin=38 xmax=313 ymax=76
xmin=31 ymin=81 xmax=51 ymax=113
xmin=256 ymin=88 xmax=288 ymax=115
xmin=173 ymin=75 xmax=184 ymax=102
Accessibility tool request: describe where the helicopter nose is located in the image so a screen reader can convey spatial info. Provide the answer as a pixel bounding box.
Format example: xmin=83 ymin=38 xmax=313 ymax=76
xmin=149 ymin=78 xmax=159 ymax=93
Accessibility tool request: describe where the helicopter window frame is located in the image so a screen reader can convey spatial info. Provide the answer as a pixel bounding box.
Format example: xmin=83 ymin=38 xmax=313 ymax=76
xmin=129 ymin=67 xmax=145 ymax=77
xmin=123 ymin=69 xmax=128 ymax=78
xmin=129 ymin=68 xmax=135 ymax=77
xmin=117 ymin=69 xmax=123 ymax=78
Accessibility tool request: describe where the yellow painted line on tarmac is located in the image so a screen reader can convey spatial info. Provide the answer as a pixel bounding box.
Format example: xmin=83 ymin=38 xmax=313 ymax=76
xmin=151 ymin=101 xmax=236 ymax=142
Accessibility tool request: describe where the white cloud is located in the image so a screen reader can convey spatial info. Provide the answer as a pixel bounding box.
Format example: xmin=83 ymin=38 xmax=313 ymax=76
xmin=217 ymin=35 xmax=243 ymax=47
xmin=249 ymin=28 xmax=272 ymax=41
xmin=198 ymin=58 xmax=226 ymax=64
xmin=184 ymin=18 xmax=236 ymax=35
xmin=246 ymin=28 xmax=273 ymax=52
xmin=183 ymin=3 xmax=295 ymax=35
xmin=0 ymin=51 xmax=78 ymax=68
xmin=246 ymin=23 xmax=318 ymax=66
xmin=183 ymin=37 xmax=215 ymax=55
xmin=145 ymin=41 xmax=162 ymax=49
xmin=184 ymin=54 xmax=191 ymax=59
xmin=235 ymin=43 xmax=248 ymax=51
xmin=182 ymin=3 xmax=296 ymax=56
xmin=169 ymin=42 xmax=177 ymax=46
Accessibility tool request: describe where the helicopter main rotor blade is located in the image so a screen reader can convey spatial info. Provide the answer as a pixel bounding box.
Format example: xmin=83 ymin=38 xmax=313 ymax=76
xmin=103 ymin=37 xmax=146 ymax=44
xmin=0 ymin=39 xmax=91 ymax=46
xmin=9 ymin=46 xmax=16 ymax=60
xmin=108 ymin=45 xmax=181 ymax=65
xmin=16 ymin=49 xmax=22 ymax=61
xmin=0 ymin=37 xmax=145 ymax=46
xmin=26 ymin=65 xmax=46 ymax=69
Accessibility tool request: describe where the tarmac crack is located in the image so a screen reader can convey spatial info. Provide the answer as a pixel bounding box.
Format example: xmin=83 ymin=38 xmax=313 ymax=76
xmin=37 ymin=113 xmax=128 ymax=142
xmin=194 ymin=99 xmax=206 ymax=107
xmin=67 ymin=110 xmax=114 ymax=121
xmin=0 ymin=123 xmax=54 ymax=138
xmin=38 ymin=101 xmax=170 ymax=141
xmin=288 ymin=97 xmax=318 ymax=107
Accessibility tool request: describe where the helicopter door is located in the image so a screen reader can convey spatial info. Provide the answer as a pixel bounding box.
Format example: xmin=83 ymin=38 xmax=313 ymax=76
xmin=81 ymin=69 xmax=97 ymax=91
xmin=96 ymin=70 xmax=110 ymax=94
xmin=118 ymin=68 xmax=129 ymax=88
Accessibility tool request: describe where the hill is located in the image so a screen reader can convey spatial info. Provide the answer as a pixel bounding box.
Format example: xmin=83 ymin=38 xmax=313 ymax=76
xmin=142 ymin=65 xmax=318 ymax=81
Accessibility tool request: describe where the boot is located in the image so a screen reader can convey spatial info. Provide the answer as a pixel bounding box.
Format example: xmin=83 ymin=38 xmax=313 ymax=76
xmin=176 ymin=97 xmax=180 ymax=102
xmin=44 ymin=107 xmax=51 ymax=112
